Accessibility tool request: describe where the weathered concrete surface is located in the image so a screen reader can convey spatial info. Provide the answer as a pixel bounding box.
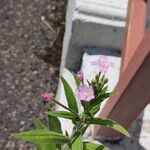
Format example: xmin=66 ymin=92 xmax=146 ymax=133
xmin=60 ymin=0 xmax=150 ymax=73
xmin=60 ymin=0 xmax=129 ymax=72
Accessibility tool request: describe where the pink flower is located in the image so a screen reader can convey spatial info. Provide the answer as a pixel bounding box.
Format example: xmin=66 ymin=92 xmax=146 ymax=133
xmin=41 ymin=92 xmax=53 ymax=101
xmin=78 ymin=84 xmax=95 ymax=101
xmin=91 ymin=55 xmax=114 ymax=73
xmin=77 ymin=70 xmax=83 ymax=80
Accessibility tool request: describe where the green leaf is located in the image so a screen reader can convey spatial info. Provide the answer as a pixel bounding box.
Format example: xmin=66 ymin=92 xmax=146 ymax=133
xmin=90 ymin=105 xmax=100 ymax=115
xmin=100 ymin=75 xmax=105 ymax=82
xmin=13 ymin=130 xmax=68 ymax=143
xmin=36 ymin=142 xmax=56 ymax=150
xmin=33 ymin=117 xmax=47 ymax=129
xmin=45 ymin=111 xmax=80 ymax=121
xmin=33 ymin=117 xmax=56 ymax=150
xmin=61 ymin=76 xmax=78 ymax=113
xmin=47 ymin=106 xmax=62 ymax=134
xmin=90 ymin=92 xmax=112 ymax=115
xmin=71 ymin=131 xmax=81 ymax=144
xmin=72 ymin=134 xmax=83 ymax=150
xmin=81 ymin=101 xmax=90 ymax=112
xmin=72 ymin=71 xmax=81 ymax=86
xmin=83 ymin=142 xmax=109 ymax=150
xmin=80 ymin=125 xmax=88 ymax=135
xmin=89 ymin=74 xmax=112 ymax=116
xmin=87 ymin=118 xmax=130 ymax=137
xmin=71 ymin=125 xmax=88 ymax=144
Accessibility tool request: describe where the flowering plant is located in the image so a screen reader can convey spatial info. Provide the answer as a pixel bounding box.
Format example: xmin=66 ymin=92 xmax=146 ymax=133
xmin=13 ymin=56 xmax=129 ymax=150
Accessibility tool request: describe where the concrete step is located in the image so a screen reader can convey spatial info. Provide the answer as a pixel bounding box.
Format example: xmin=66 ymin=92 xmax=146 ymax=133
xmin=60 ymin=0 xmax=128 ymax=72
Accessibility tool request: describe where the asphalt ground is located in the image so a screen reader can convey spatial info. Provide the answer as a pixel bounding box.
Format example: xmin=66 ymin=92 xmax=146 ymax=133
xmin=0 ymin=0 xmax=67 ymax=149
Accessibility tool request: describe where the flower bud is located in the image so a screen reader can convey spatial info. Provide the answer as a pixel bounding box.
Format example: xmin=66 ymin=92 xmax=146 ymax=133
xmin=41 ymin=92 xmax=53 ymax=102
xmin=76 ymin=70 xmax=83 ymax=80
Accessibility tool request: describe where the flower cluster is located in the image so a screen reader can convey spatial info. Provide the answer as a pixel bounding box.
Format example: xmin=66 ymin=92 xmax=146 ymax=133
xmin=77 ymin=55 xmax=114 ymax=102
xmin=41 ymin=55 xmax=114 ymax=103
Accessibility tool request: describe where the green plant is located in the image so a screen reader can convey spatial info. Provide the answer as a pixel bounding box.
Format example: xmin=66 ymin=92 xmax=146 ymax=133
xmin=12 ymin=56 xmax=130 ymax=150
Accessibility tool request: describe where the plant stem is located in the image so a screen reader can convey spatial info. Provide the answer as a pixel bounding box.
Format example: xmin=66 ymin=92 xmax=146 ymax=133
xmin=52 ymin=98 xmax=79 ymax=117
xmin=70 ymin=122 xmax=88 ymax=144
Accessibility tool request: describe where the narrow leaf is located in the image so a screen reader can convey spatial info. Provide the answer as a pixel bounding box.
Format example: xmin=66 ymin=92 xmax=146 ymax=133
xmin=36 ymin=142 xmax=56 ymax=150
xmin=90 ymin=92 xmax=112 ymax=115
xmin=87 ymin=118 xmax=130 ymax=137
xmin=72 ymin=134 xmax=83 ymax=150
xmin=13 ymin=130 xmax=68 ymax=143
xmin=45 ymin=111 xmax=80 ymax=121
xmin=71 ymin=131 xmax=81 ymax=144
xmin=61 ymin=76 xmax=78 ymax=113
xmin=72 ymin=72 xmax=81 ymax=86
xmin=47 ymin=106 xmax=62 ymax=134
xmin=33 ymin=117 xmax=46 ymax=129
xmin=90 ymin=105 xmax=100 ymax=115
xmin=83 ymin=142 xmax=109 ymax=150
xmin=71 ymin=125 xmax=88 ymax=144
xmin=33 ymin=117 xmax=56 ymax=150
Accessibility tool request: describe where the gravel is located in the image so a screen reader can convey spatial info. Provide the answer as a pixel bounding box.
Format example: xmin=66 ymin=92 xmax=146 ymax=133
xmin=0 ymin=0 xmax=67 ymax=149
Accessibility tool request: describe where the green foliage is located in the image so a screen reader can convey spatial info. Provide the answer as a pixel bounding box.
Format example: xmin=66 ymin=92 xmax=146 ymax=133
xmin=89 ymin=74 xmax=112 ymax=115
xmin=45 ymin=111 xmax=80 ymax=121
xmin=36 ymin=142 xmax=56 ymax=150
xmin=12 ymin=130 xmax=68 ymax=143
xmin=81 ymin=101 xmax=90 ymax=112
xmin=92 ymin=74 xmax=108 ymax=98
xmin=72 ymin=134 xmax=83 ymax=150
xmin=13 ymin=71 xmax=130 ymax=150
xmin=33 ymin=117 xmax=57 ymax=150
xmin=72 ymin=71 xmax=81 ymax=87
xmin=71 ymin=131 xmax=81 ymax=144
xmin=61 ymin=76 xmax=78 ymax=114
xmin=33 ymin=117 xmax=47 ymax=130
xmin=86 ymin=118 xmax=130 ymax=137
xmin=47 ymin=106 xmax=62 ymax=134
xmin=83 ymin=142 xmax=109 ymax=150
xmin=90 ymin=92 xmax=113 ymax=115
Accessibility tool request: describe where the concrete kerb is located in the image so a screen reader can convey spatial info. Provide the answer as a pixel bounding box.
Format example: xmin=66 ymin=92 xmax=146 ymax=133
xmin=59 ymin=0 xmax=128 ymax=73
